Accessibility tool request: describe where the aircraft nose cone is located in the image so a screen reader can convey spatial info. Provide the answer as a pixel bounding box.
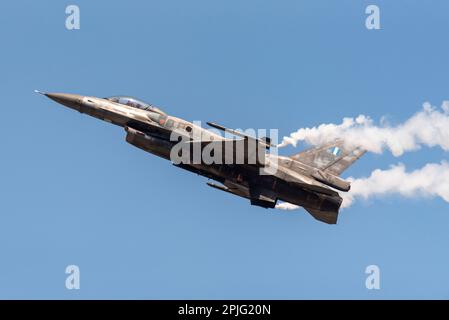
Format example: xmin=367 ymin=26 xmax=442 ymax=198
xmin=43 ymin=92 xmax=83 ymax=110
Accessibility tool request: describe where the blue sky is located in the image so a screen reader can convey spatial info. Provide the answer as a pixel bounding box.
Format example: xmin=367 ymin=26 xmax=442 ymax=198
xmin=1 ymin=0 xmax=448 ymax=299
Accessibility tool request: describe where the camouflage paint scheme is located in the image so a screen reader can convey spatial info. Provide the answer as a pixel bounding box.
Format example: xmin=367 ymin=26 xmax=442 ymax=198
xmin=38 ymin=91 xmax=365 ymax=224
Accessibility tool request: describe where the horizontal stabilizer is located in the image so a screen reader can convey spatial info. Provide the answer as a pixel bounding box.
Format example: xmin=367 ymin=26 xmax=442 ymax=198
xmin=304 ymin=207 xmax=339 ymax=224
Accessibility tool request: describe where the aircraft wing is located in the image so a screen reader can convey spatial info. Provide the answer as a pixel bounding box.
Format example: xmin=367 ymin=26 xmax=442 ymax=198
xmin=290 ymin=139 xmax=366 ymax=176
xmin=178 ymin=121 xmax=275 ymax=166
xmin=183 ymin=139 xmax=266 ymax=166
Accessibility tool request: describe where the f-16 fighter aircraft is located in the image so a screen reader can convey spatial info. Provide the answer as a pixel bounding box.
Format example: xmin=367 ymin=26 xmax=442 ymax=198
xmin=36 ymin=91 xmax=365 ymax=224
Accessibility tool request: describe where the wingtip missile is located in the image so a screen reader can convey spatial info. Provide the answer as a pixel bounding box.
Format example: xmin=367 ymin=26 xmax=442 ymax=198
xmin=206 ymin=122 xmax=226 ymax=131
xmin=207 ymin=121 xmax=276 ymax=149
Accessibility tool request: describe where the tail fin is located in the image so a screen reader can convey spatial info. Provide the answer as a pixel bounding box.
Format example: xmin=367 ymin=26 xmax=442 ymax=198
xmin=290 ymin=139 xmax=366 ymax=176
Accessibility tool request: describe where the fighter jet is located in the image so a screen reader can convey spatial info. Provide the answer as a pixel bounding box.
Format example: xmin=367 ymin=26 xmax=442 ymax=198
xmin=36 ymin=91 xmax=365 ymax=224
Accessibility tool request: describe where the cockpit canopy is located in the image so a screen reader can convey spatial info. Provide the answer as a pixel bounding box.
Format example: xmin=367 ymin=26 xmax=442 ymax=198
xmin=106 ymin=96 xmax=166 ymax=115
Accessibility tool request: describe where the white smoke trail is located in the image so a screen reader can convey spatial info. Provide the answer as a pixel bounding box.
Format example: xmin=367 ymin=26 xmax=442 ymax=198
xmin=341 ymin=161 xmax=449 ymax=208
xmin=278 ymin=101 xmax=449 ymax=157
xmin=276 ymin=161 xmax=449 ymax=211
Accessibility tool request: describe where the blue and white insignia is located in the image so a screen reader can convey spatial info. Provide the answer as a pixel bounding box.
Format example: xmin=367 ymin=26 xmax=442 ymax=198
xmin=329 ymin=146 xmax=341 ymax=156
